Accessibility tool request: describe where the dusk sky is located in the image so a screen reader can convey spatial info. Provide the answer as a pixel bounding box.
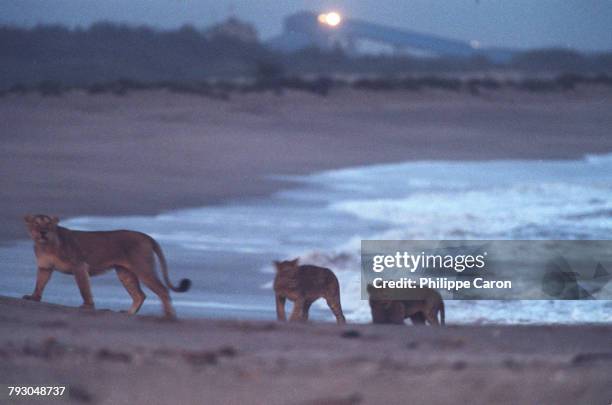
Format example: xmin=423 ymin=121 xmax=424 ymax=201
xmin=2 ymin=0 xmax=612 ymax=51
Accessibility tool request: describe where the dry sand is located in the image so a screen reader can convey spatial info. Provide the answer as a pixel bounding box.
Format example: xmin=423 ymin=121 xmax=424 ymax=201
xmin=2 ymin=87 xmax=612 ymax=242
xmin=0 ymin=296 xmax=610 ymax=405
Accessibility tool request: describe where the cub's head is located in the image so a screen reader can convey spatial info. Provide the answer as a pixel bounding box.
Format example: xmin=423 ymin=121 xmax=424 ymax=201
xmin=273 ymin=258 xmax=299 ymax=272
xmin=24 ymin=214 xmax=59 ymax=244
xmin=366 ymin=284 xmax=395 ymax=308
xmin=367 ymin=284 xmax=404 ymax=324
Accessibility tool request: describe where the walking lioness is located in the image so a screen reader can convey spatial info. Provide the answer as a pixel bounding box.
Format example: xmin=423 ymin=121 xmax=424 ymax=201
xmin=23 ymin=214 xmax=190 ymax=318
xmin=273 ymin=258 xmax=346 ymax=324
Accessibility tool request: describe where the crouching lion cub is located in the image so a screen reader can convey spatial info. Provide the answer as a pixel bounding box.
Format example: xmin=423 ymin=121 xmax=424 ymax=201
xmin=367 ymin=284 xmax=445 ymax=326
xmin=23 ymin=214 xmax=191 ymax=318
xmin=273 ymin=258 xmax=346 ymax=324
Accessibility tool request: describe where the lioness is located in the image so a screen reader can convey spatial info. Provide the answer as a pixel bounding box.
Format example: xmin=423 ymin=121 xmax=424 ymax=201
xmin=273 ymin=258 xmax=346 ymax=324
xmin=367 ymin=284 xmax=445 ymax=326
xmin=23 ymin=214 xmax=191 ymax=318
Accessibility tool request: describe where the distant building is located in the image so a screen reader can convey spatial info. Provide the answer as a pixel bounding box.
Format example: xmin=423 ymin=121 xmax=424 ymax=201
xmin=267 ymin=11 xmax=515 ymax=62
xmin=205 ymin=17 xmax=259 ymax=43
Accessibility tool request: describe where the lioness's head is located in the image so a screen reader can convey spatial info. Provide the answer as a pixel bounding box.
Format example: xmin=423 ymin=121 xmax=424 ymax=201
xmin=273 ymin=258 xmax=299 ymax=272
xmin=24 ymin=214 xmax=59 ymax=244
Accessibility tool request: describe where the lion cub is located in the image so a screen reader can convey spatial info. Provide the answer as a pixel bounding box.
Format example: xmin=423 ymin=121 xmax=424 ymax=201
xmin=273 ymin=258 xmax=346 ymax=324
xmin=23 ymin=214 xmax=191 ymax=318
xmin=367 ymin=284 xmax=445 ymax=326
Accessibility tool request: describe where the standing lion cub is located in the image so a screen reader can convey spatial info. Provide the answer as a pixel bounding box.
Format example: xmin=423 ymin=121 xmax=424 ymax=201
xmin=23 ymin=214 xmax=191 ymax=318
xmin=273 ymin=258 xmax=346 ymax=324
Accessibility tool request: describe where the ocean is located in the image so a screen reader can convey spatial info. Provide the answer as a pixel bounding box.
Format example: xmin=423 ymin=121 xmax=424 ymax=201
xmin=2 ymin=154 xmax=611 ymax=324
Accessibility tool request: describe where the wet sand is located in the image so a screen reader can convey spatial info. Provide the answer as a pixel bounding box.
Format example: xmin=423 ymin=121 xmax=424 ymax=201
xmin=0 ymin=296 xmax=610 ymax=405
xmin=2 ymin=87 xmax=612 ymax=243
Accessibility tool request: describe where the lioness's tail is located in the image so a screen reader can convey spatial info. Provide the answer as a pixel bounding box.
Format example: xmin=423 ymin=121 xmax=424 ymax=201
xmin=151 ymin=238 xmax=191 ymax=293
xmin=439 ymin=301 xmax=445 ymax=325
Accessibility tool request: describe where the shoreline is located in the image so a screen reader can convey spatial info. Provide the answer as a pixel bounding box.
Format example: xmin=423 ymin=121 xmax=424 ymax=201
xmin=1 ymin=295 xmax=611 ymax=404
xmin=2 ymin=89 xmax=612 ymax=243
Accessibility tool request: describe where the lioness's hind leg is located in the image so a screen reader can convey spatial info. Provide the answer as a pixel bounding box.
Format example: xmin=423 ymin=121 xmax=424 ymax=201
xmin=426 ymin=309 xmax=440 ymax=326
xmin=325 ymin=295 xmax=346 ymax=325
xmin=138 ymin=272 xmax=176 ymax=318
xmin=115 ymin=267 xmax=146 ymax=314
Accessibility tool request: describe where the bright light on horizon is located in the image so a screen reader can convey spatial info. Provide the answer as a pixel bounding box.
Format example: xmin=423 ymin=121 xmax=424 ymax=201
xmin=318 ymin=11 xmax=342 ymax=27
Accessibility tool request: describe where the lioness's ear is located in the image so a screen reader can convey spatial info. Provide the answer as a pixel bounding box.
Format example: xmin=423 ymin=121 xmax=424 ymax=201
xmin=24 ymin=215 xmax=34 ymax=224
xmin=291 ymin=258 xmax=299 ymax=265
xmin=50 ymin=216 xmax=59 ymax=225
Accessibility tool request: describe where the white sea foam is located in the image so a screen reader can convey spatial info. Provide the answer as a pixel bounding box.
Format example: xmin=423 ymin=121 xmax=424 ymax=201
xmin=281 ymin=154 xmax=612 ymax=323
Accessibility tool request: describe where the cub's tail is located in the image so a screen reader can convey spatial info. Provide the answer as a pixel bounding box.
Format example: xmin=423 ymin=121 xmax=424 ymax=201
xmin=151 ymin=237 xmax=191 ymax=292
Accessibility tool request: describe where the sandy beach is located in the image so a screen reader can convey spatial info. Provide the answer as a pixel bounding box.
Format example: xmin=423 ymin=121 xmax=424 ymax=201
xmin=2 ymin=88 xmax=612 ymax=404
xmin=1 ymin=296 xmax=611 ymax=405
xmin=2 ymin=88 xmax=612 ymax=243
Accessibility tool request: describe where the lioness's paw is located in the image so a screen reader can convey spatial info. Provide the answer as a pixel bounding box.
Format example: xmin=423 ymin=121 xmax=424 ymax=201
xmin=22 ymin=294 xmax=41 ymax=301
xmin=79 ymin=303 xmax=95 ymax=310
xmin=163 ymin=313 xmax=178 ymax=322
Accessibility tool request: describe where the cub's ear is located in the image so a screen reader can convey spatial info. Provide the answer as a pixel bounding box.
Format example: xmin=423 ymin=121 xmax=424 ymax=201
xmin=291 ymin=258 xmax=299 ymax=265
xmin=366 ymin=284 xmax=375 ymax=294
xmin=50 ymin=216 xmax=59 ymax=225
xmin=24 ymin=215 xmax=34 ymax=224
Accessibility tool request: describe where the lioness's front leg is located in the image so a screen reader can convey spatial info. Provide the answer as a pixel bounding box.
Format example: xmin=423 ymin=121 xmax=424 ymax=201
xmin=289 ymin=298 xmax=305 ymax=322
xmin=409 ymin=312 xmax=427 ymax=325
xmin=23 ymin=266 xmax=53 ymax=301
xmin=275 ymin=294 xmax=287 ymax=321
xmin=73 ymin=264 xmax=95 ymax=309
xmin=302 ymin=299 xmax=314 ymax=321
